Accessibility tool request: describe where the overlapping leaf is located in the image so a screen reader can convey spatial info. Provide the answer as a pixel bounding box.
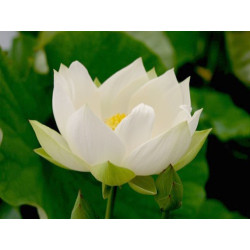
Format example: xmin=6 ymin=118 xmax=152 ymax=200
xmin=226 ymin=31 xmax=250 ymax=87
xmin=191 ymin=88 xmax=250 ymax=141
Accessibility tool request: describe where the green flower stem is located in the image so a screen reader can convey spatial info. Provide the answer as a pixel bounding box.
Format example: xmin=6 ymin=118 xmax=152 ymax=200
xmin=161 ymin=210 xmax=170 ymax=219
xmin=105 ymin=186 xmax=117 ymax=219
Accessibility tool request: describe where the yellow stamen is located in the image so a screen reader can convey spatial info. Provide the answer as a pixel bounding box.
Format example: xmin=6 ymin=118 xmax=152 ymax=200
xmin=105 ymin=113 xmax=126 ymax=130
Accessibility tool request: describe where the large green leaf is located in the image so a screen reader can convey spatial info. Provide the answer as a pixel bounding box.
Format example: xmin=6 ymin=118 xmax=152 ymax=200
xmin=113 ymin=181 xmax=206 ymax=219
xmin=127 ymin=31 xmax=174 ymax=69
xmin=114 ymin=184 xmax=161 ymax=219
xmin=226 ymin=31 xmax=250 ymax=87
xmin=170 ymin=182 xmax=206 ymax=219
xmin=9 ymin=34 xmax=36 ymax=78
xmin=44 ymin=31 xmax=167 ymax=78
xmin=197 ymin=199 xmax=245 ymax=219
xmin=0 ymin=201 xmax=21 ymax=219
xmin=191 ymin=88 xmax=250 ymax=141
xmin=0 ymin=47 xmax=45 ymax=213
xmin=165 ymin=31 xmax=205 ymax=68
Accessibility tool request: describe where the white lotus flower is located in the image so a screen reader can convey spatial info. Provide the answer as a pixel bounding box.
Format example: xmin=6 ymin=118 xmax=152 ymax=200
xmin=30 ymin=58 xmax=211 ymax=186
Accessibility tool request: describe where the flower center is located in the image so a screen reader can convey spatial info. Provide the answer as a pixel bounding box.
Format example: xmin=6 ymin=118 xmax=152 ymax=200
xmin=105 ymin=113 xmax=126 ymax=130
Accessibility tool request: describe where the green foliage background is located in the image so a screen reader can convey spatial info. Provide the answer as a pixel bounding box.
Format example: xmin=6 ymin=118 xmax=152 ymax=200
xmin=0 ymin=31 xmax=249 ymax=218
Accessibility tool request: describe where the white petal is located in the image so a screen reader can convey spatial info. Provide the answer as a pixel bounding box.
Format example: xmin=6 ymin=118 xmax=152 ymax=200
xmin=180 ymin=77 xmax=191 ymax=107
xmin=147 ymin=68 xmax=157 ymax=80
xmin=52 ymin=71 xmax=75 ymax=138
xmin=100 ymin=58 xmax=147 ymax=93
xmin=66 ymin=106 xmax=125 ymax=166
xmin=189 ymin=109 xmax=203 ymax=135
xmin=99 ymin=58 xmax=148 ymax=118
xmin=152 ymin=86 xmax=184 ymax=136
xmin=115 ymin=103 xmax=155 ymax=153
xmin=58 ymin=63 xmax=69 ymax=76
xmin=129 ymin=68 xmax=179 ymax=109
xmin=162 ymin=107 xmax=202 ymax=137
xmin=110 ymin=74 xmax=149 ymax=115
xmin=30 ymin=120 xmax=89 ymax=172
xmin=129 ymin=69 xmax=183 ymax=136
xmin=123 ymin=122 xmax=192 ymax=176
xmin=53 ymin=62 xmax=102 ymax=137
xmin=60 ymin=62 xmax=101 ymax=115
xmin=133 ymin=86 xmax=183 ymax=137
xmin=169 ymin=105 xmax=192 ymax=129
xmin=67 ymin=61 xmax=97 ymax=109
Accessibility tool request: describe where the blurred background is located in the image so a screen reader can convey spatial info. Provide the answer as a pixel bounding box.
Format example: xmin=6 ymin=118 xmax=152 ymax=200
xmin=0 ymin=31 xmax=249 ymax=219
